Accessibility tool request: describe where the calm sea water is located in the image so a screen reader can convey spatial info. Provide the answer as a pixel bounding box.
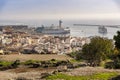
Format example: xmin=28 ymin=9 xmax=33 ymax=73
xmin=60 ymin=20 xmax=120 ymax=39
xmin=69 ymin=26 xmax=119 ymax=39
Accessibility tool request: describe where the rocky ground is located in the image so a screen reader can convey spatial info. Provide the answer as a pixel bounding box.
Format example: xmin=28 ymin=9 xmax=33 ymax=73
xmin=64 ymin=67 xmax=120 ymax=76
xmin=0 ymin=67 xmax=120 ymax=80
xmin=0 ymin=67 xmax=57 ymax=80
xmin=0 ymin=71 xmax=42 ymax=80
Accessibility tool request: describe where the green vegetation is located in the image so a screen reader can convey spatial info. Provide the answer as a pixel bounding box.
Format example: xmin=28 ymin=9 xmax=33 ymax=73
xmin=0 ymin=60 xmax=20 ymax=70
xmin=81 ymin=37 xmax=113 ymax=67
xmin=23 ymin=59 xmax=73 ymax=68
xmin=0 ymin=61 xmax=12 ymax=67
xmin=105 ymin=59 xmax=120 ymax=69
xmin=23 ymin=60 xmax=40 ymax=65
xmin=68 ymin=51 xmax=78 ymax=59
xmin=23 ymin=59 xmax=59 ymax=65
xmin=0 ymin=59 xmax=74 ymax=70
xmin=104 ymin=31 xmax=120 ymax=69
xmin=46 ymin=72 xmax=118 ymax=80
xmin=11 ymin=60 xmax=20 ymax=68
xmin=114 ymin=31 xmax=120 ymax=50
xmin=68 ymin=51 xmax=83 ymax=61
xmin=69 ymin=59 xmax=82 ymax=63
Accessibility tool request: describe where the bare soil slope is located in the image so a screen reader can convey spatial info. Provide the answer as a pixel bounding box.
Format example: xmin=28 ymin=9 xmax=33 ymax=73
xmin=0 ymin=54 xmax=72 ymax=61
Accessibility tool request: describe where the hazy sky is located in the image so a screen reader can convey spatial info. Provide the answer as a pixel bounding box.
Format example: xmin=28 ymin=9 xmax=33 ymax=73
xmin=0 ymin=0 xmax=120 ymax=25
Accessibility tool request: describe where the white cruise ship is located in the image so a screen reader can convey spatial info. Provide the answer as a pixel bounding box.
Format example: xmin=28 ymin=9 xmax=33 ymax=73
xmin=35 ymin=20 xmax=70 ymax=37
xmin=98 ymin=26 xmax=107 ymax=35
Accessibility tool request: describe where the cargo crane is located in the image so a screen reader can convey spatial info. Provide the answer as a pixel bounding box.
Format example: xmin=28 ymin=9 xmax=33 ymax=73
xmin=73 ymin=24 xmax=120 ymax=37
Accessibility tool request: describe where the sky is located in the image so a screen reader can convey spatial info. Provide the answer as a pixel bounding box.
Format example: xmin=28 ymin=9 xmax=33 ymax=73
xmin=0 ymin=0 xmax=120 ymax=25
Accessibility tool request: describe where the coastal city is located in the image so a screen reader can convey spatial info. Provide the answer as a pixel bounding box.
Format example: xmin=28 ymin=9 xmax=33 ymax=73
xmin=1 ymin=0 xmax=120 ymax=80
xmin=0 ymin=20 xmax=90 ymax=55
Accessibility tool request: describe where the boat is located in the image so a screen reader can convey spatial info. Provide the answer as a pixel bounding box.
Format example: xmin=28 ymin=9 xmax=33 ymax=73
xmin=35 ymin=20 xmax=70 ymax=37
xmin=98 ymin=26 xmax=107 ymax=35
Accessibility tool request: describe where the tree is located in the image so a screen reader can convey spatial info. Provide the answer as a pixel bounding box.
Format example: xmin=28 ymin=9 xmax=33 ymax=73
xmin=114 ymin=31 xmax=120 ymax=50
xmin=111 ymin=31 xmax=120 ymax=69
xmin=113 ymin=31 xmax=120 ymax=60
xmin=82 ymin=37 xmax=113 ymax=66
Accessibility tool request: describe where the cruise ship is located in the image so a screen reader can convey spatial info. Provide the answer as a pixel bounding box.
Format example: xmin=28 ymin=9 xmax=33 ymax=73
xmin=35 ymin=20 xmax=70 ymax=37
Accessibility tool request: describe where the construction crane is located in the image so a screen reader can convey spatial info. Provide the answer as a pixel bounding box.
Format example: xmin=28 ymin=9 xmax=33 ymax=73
xmin=73 ymin=24 xmax=120 ymax=36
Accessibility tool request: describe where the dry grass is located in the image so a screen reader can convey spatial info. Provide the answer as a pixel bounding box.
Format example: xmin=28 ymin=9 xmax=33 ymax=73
xmin=0 ymin=54 xmax=72 ymax=62
xmin=0 ymin=67 xmax=57 ymax=80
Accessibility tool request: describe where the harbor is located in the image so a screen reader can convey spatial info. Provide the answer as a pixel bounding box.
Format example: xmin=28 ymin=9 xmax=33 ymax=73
xmin=0 ymin=21 xmax=90 ymax=55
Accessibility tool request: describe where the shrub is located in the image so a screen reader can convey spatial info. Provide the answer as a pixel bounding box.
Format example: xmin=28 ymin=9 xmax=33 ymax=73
xmin=11 ymin=60 xmax=20 ymax=68
xmin=0 ymin=61 xmax=12 ymax=67
xmin=105 ymin=61 xmax=120 ymax=69
xmin=0 ymin=61 xmax=14 ymax=70
xmin=105 ymin=62 xmax=114 ymax=69
xmin=24 ymin=60 xmax=39 ymax=65
xmin=51 ymin=59 xmax=56 ymax=62
xmin=23 ymin=60 xmax=41 ymax=68
xmin=15 ymin=77 xmax=27 ymax=80
xmin=114 ymin=63 xmax=120 ymax=69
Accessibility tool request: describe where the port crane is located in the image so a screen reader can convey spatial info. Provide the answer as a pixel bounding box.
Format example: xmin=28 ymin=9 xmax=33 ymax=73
xmin=73 ymin=24 xmax=120 ymax=36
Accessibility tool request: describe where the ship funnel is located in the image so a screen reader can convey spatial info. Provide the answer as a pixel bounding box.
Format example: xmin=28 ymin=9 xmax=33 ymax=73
xmin=59 ymin=20 xmax=62 ymax=28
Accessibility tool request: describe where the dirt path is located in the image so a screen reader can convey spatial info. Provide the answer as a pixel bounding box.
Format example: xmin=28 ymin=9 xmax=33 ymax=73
xmin=0 ymin=67 xmax=56 ymax=80
xmin=64 ymin=67 xmax=120 ymax=76
xmin=0 ymin=54 xmax=72 ymax=61
xmin=0 ymin=67 xmax=120 ymax=80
